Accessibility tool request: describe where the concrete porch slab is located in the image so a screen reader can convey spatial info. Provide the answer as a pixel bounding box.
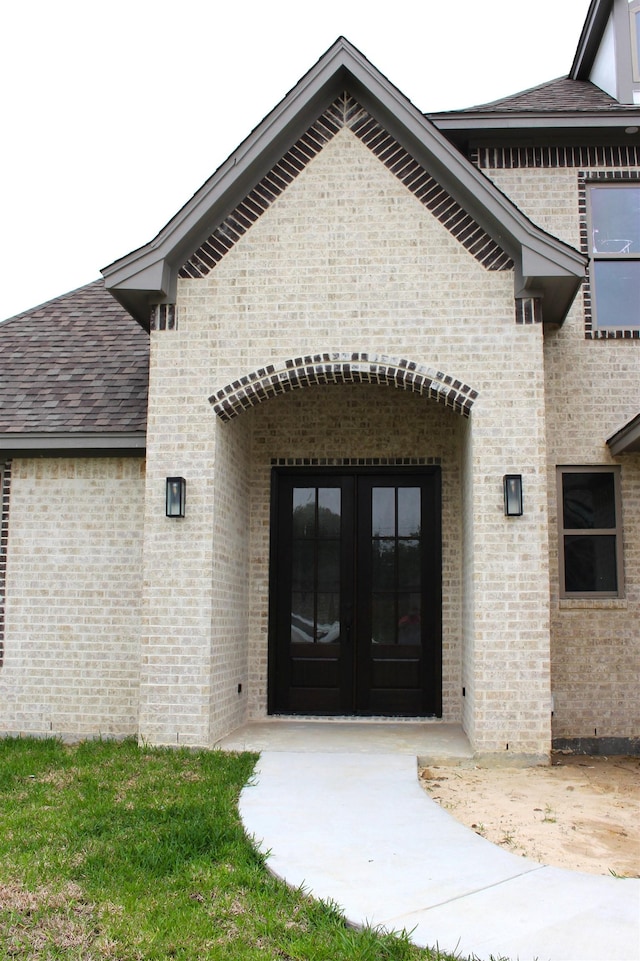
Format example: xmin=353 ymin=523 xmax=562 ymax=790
xmin=215 ymin=718 xmax=473 ymax=761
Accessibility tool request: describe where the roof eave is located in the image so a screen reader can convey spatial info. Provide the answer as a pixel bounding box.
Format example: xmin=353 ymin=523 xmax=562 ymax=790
xmin=431 ymin=110 xmax=639 ymax=131
xmin=607 ymin=413 xmax=640 ymax=454
xmin=514 ymin=242 xmax=586 ymax=325
xmin=0 ymin=431 xmax=147 ymax=456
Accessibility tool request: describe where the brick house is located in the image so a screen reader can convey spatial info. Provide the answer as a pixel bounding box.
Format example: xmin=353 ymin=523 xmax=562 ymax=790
xmin=1 ymin=0 xmax=638 ymax=759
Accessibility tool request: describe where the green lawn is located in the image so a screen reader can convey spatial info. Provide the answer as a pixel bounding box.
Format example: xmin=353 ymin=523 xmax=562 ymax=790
xmin=0 ymin=738 xmax=499 ymax=960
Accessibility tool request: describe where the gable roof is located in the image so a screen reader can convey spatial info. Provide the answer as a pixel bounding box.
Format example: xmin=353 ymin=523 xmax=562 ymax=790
xmin=102 ymin=38 xmax=585 ymax=329
xmin=0 ymin=281 xmax=148 ymax=454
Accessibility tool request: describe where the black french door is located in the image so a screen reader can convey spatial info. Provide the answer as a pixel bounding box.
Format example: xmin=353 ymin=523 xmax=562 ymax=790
xmin=268 ymin=469 xmax=442 ymax=716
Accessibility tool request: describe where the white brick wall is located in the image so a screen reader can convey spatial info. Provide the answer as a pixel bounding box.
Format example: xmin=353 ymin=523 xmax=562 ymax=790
xmin=6 ymin=127 xmax=631 ymax=756
xmin=144 ymin=128 xmax=555 ymax=757
xmin=486 ymin=164 xmax=640 ymax=742
xmin=0 ymin=457 xmax=144 ymax=738
xmin=136 ymin=335 xmax=218 ymax=747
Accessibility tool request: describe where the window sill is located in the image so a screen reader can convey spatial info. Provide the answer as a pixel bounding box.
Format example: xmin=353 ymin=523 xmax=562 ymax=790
xmin=558 ymin=597 xmax=627 ymax=610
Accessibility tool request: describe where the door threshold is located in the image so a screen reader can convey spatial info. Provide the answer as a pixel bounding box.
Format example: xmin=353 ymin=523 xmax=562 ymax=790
xmin=271 ymin=714 xmax=444 ymax=723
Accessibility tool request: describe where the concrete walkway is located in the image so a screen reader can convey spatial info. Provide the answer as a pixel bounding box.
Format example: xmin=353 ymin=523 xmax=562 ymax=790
xmin=239 ymin=751 xmax=640 ymax=961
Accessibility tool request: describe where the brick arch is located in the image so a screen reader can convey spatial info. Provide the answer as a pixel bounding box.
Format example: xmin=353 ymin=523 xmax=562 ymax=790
xmin=209 ymin=353 xmax=478 ymax=421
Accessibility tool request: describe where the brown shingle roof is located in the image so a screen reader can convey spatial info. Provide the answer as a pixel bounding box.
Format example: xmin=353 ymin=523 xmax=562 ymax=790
xmin=432 ymin=77 xmax=627 ymax=115
xmin=0 ymin=281 xmax=149 ymax=434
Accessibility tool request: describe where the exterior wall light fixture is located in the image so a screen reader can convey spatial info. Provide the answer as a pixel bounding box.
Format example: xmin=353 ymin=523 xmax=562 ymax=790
xmin=166 ymin=477 xmax=186 ymax=518
xmin=503 ymin=474 xmax=523 ymax=516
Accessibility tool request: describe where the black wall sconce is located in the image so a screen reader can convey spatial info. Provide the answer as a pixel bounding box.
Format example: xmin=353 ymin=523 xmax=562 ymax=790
xmin=166 ymin=477 xmax=186 ymax=518
xmin=503 ymin=474 xmax=523 ymax=516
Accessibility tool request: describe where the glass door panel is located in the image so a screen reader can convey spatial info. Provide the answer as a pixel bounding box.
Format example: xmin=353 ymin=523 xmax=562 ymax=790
xmin=270 ymin=470 xmax=441 ymax=717
xmin=273 ymin=476 xmax=352 ymax=714
xmin=356 ymin=477 xmax=441 ymax=716
xmin=290 ymin=487 xmax=342 ymax=646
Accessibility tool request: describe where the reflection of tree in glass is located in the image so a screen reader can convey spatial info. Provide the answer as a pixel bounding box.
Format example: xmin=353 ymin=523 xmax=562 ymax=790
xmin=292 ymin=503 xmax=341 ymax=538
xmin=372 ymin=539 xmax=421 ymax=589
xmin=562 ymin=474 xmax=615 ymax=529
xmin=372 ymin=539 xmax=395 ymax=587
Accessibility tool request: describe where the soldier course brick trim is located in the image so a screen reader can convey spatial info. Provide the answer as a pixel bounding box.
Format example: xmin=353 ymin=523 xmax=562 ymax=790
xmin=180 ymin=93 xmax=513 ymax=279
xmin=515 ymin=297 xmax=543 ymax=324
xmin=472 ymin=145 xmax=640 ymax=169
xmin=0 ymin=460 xmax=11 ymax=667
xmin=578 ymin=170 xmax=640 ymax=340
xmin=210 ymin=353 xmax=478 ymax=421
xmin=271 ymin=456 xmax=441 ymax=467
xmin=150 ymin=304 xmax=177 ymax=331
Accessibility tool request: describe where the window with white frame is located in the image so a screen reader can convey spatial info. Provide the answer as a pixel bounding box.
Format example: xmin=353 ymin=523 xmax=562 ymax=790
xmin=589 ymin=183 xmax=640 ymax=330
xmin=557 ymin=467 xmax=624 ymax=597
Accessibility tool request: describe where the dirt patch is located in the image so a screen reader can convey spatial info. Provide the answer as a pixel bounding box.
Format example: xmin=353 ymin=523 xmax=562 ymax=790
xmin=419 ymin=754 xmax=640 ymax=877
xmin=0 ymin=880 xmax=109 ymax=958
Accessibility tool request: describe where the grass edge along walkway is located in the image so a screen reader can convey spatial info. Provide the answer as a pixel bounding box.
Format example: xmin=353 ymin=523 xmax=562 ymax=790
xmin=0 ymin=737 xmax=507 ymax=961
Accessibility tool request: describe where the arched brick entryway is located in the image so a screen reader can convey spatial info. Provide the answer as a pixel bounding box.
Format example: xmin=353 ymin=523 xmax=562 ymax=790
xmin=209 ymin=353 xmax=478 ymax=421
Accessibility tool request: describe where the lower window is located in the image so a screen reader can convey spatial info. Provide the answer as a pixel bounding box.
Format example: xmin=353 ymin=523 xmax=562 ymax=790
xmin=557 ymin=467 xmax=623 ymax=597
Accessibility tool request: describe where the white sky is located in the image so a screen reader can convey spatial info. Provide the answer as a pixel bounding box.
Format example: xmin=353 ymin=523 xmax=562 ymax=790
xmin=0 ymin=0 xmax=592 ymax=323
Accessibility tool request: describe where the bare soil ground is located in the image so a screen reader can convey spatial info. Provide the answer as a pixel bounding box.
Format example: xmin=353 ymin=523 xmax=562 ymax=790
xmin=419 ymin=754 xmax=640 ymax=877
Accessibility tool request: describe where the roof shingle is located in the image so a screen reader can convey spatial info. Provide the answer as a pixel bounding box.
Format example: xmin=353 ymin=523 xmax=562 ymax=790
xmin=0 ymin=281 xmax=149 ymax=434
xmin=432 ymin=77 xmax=628 ymax=115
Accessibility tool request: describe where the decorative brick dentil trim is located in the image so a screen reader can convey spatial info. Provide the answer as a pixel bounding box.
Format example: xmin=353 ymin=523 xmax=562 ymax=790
xmin=150 ymin=304 xmax=177 ymax=331
xmin=472 ymin=146 xmax=640 ymax=169
xmin=271 ymin=456 xmax=441 ymax=466
xmin=515 ymin=297 xmax=543 ymax=324
xmin=0 ymin=460 xmax=12 ymax=668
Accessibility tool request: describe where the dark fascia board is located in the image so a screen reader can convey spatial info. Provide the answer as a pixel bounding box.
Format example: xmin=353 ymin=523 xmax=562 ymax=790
xmin=607 ymin=413 xmax=640 ymax=454
xmin=570 ymin=0 xmax=614 ymax=79
xmin=102 ymin=37 xmax=585 ymax=327
xmin=0 ymin=432 xmax=146 ymax=456
xmin=431 ymin=110 xmax=640 ymax=132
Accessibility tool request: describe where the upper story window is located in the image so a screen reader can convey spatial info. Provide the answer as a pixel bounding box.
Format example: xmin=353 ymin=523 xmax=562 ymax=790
xmin=557 ymin=467 xmax=624 ymax=598
xmin=589 ymin=184 xmax=640 ymax=330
